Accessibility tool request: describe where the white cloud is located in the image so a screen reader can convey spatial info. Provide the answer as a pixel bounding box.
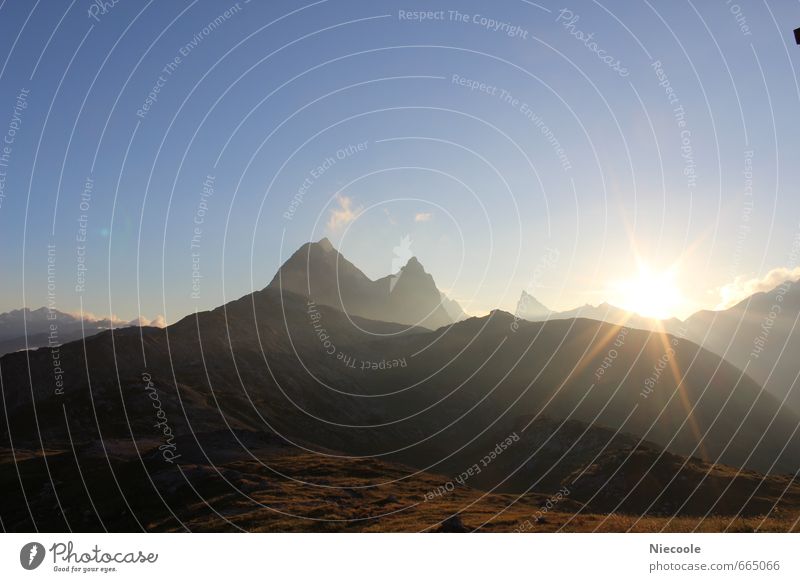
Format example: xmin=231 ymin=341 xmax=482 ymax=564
xmin=68 ymin=310 xmax=123 ymax=325
xmin=68 ymin=311 xmax=166 ymax=328
xmin=716 ymin=266 xmax=800 ymax=309
xmin=414 ymin=212 xmax=433 ymax=222
xmin=326 ymin=194 xmax=362 ymax=232
xmin=149 ymin=314 xmax=167 ymax=328
xmin=129 ymin=315 xmax=166 ymax=328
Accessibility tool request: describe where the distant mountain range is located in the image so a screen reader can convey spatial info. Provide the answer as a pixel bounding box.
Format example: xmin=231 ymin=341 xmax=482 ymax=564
xmin=514 ymin=290 xmax=681 ymax=332
xmin=0 ymin=308 xmax=161 ymax=357
xmin=680 ymin=280 xmax=800 ymax=414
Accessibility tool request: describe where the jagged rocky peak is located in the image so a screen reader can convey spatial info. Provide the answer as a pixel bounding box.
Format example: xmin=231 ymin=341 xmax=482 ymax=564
xmin=269 ymin=240 xmax=462 ymax=330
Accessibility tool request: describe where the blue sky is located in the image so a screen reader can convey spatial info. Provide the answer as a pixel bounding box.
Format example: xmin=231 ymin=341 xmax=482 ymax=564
xmin=0 ymin=0 xmax=798 ymax=323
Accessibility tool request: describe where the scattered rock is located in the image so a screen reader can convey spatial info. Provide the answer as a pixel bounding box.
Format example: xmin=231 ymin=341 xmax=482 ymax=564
xmin=436 ymin=515 xmax=469 ymax=533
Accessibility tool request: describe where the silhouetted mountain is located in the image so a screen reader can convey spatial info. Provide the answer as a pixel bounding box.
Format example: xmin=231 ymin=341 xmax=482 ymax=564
xmin=268 ymin=238 xmax=457 ymax=330
xmin=3 ymin=284 xmax=798 ymax=475
xmin=681 ymin=279 xmax=800 ymax=414
xmin=2 ymin=288 xmax=799 ymax=531
xmin=440 ymin=292 xmax=467 ymax=322
xmin=391 ymin=311 xmax=800 ymax=475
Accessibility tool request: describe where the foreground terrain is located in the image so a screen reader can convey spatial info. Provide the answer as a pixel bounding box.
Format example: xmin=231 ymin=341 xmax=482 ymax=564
xmin=2 ymin=429 xmax=799 ymax=532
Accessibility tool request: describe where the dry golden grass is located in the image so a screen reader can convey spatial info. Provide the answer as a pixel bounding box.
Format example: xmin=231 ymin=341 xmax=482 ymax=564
xmin=4 ymin=445 xmax=797 ymax=533
xmin=142 ymin=451 xmax=800 ymax=533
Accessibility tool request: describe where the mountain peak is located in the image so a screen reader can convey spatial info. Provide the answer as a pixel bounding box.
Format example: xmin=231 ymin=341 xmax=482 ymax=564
xmin=403 ymin=256 xmax=424 ymax=273
xmin=316 ymin=237 xmax=335 ymax=253
xmin=516 ymin=290 xmax=551 ymax=320
xmin=489 ymin=309 xmax=515 ymax=320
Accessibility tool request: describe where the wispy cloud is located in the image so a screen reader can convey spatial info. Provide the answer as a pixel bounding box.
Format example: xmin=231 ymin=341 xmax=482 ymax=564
xmin=414 ymin=212 xmax=433 ymax=222
xmin=716 ymin=266 xmax=800 ymax=309
xmin=326 ymin=194 xmax=362 ymax=232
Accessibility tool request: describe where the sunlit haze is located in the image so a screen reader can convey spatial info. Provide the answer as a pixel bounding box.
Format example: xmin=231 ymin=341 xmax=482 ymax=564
xmin=610 ymin=262 xmax=684 ymax=320
xmin=1 ymin=1 xmax=799 ymax=324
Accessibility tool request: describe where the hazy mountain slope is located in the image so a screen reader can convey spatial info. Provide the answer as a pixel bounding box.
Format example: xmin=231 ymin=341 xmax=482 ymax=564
xmin=440 ymin=292 xmax=467 ymax=322
xmin=681 ymin=280 xmax=800 ymax=414
xmin=366 ymin=311 xmax=800 ymax=474
xmin=515 ymin=281 xmax=800 ymax=416
xmin=268 ymin=238 xmax=457 ymax=330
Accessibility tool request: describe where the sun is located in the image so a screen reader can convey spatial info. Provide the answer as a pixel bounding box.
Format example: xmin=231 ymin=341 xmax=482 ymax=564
xmin=613 ymin=263 xmax=683 ymax=320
